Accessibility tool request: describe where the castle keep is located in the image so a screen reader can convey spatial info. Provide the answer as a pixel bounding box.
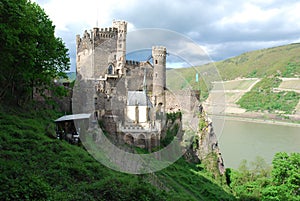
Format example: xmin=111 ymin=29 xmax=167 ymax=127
xmin=76 ymin=20 xmax=169 ymax=148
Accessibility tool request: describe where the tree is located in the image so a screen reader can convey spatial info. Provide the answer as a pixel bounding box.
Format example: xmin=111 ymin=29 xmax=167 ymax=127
xmin=228 ymin=153 xmax=300 ymax=200
xmin=262 ymin=152 xmax=300 ymax=201
xmin=229 ymin=157 xmax=271 ymax=200
xmin=0 ymin=0 xmax=70 ymax=104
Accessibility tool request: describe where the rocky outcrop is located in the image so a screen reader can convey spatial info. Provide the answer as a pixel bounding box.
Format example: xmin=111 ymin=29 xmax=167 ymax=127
xmin=185 ymin=110 xmax=225 ymax=175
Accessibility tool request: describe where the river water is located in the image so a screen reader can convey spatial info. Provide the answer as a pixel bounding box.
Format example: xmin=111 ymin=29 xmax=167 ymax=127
xmin=212 ymin=118 xmax=300 ymax=169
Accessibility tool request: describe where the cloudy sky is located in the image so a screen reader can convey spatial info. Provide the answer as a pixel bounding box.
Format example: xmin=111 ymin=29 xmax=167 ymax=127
xmin=34 ymin=0 xmax=300 ymax=71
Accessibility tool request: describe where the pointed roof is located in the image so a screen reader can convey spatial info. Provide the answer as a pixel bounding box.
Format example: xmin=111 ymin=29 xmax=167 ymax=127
xmin=127 ymin=91 xmax=152 ymax=107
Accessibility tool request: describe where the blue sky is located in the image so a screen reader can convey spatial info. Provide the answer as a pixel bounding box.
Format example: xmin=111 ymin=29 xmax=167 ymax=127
xmin=34 ymin=0 xmax=300 ymax=71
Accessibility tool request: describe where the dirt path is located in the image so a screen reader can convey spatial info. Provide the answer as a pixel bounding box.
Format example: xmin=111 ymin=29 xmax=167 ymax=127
xmin=205 ymin=78 xmax=300 ymax=122
xmin=295 ymin=101 xmax=300 ymax=115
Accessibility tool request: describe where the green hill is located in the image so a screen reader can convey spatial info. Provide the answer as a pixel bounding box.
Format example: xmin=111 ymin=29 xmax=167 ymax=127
xmin=215 ymin=43 xmax=300 ymax=80
xmin=167 ymin=43 xmax=300 ymax=102
xmin=168 ymin=42 xmax=300 ymax=86
xmin=0 ymin=106 xmax=235 ymax=201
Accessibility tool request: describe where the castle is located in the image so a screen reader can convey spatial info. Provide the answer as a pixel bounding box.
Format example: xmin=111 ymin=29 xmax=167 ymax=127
xmin=75 ymin=20 xmax=171 ymax=149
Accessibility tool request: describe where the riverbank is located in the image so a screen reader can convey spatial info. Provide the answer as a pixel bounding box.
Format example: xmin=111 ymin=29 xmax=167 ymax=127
xmin=214 ymin=116 xmax=300 ymax=169
xmin=209 ymin=113 xmax=300 ymax=128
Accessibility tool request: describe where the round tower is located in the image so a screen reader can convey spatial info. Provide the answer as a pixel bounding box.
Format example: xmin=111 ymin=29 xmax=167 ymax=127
xmin=112 ymin=20 xmax=127 ymax=76
xmin=152 ymin=46 xmax=166 ymax=107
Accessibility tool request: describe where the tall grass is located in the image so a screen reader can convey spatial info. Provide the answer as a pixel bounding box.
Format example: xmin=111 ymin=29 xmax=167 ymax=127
xmin=0 ymin=106 xmax=236 ymax=200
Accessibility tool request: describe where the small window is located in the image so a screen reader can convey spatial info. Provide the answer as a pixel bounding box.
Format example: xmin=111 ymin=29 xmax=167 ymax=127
xmin=155 ymin=60 xmax=158 ymax=64
xmin=108 ymin=65 xmax=113 ymax=74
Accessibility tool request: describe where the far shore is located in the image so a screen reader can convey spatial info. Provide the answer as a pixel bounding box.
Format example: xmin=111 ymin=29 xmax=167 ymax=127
xmin=209 ymin=113 xmax=300 ymax=128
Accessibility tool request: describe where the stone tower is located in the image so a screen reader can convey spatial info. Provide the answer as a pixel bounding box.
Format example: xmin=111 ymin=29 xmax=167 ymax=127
xmin=152 ymin=46 xmax=167 ymax=108
xmin=76 ymin=30 xmax=94 ymax=79
xmin=76 ymin=20 xmax=127 ymax=79
xmin=112 ymin=20 xmax=127 ymax=76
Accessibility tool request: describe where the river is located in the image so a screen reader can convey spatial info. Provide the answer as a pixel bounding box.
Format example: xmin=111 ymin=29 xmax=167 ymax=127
xmin=211 ymin=117 xmax=300 ymax=169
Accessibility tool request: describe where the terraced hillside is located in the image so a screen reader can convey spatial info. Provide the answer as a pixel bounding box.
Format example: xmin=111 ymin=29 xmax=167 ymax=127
xmin=204 ymin=79 xmax=260 ymax=114
xmin=167 ymin=43 xmax=300 ymax=118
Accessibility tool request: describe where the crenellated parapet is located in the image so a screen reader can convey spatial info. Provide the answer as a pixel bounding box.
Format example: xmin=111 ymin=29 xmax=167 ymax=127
xmin=112 ymin=20 xmax=127 ymax=33
xmin=76 ymin=20 xmax=128 ymax=78
xmin=94 ymin=27 xmax=118 ymax=37
xmin=76 ymin=30 xmax=93 ymax=52
xmin=92 ymin=27 xmax=118 ymax=45
xmin=76 ymin=27 xmax=118 ymax=53
xmin=152 ymin=46 xmax=167 ymax=58
xmin=125 ymin=60 xmax=140 ymax=66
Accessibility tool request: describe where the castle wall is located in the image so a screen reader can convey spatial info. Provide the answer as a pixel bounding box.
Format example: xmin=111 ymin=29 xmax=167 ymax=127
xmin=77 ymin=48 xmax=93 ymax=79
xmin=76 ymin=21 xmax=124 ymax=79
xmin=76 ymin=21 xmax=169 ymax=150
xmin=93 ymin=39 xmax=117 ymax=78
xmin=165 ymin=90 xmax=200 ymax=113
xmin=125 ymin=62 xmax=153 ymax=91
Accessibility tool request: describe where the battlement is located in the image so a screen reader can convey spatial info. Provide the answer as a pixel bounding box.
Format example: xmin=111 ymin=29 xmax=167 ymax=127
xmin=76 ymin=20 xmax=128 ymax=51
xmin=93 ymin=27 xmax=118 ymax=39
xmin=153 ymin=46 xmax=167 ymax=51
xmin=76 ymin=30 xmax=91 ymax=43
xmin=112 ymin=20 xmax=127 ymax=33
xmin=152 ymin=46 xmax=167 ymax=57
xmin=76 ymin=30 xmax=93 ymax=51
xmin=77 ymin=21 xmax=126 ymax=40
xmin=126 ymin=60 xmax=140 ymax=66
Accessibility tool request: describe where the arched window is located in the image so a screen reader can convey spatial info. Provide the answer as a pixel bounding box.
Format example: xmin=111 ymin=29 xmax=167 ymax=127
xmin=108 ymin=64 xmax=113 ymax=74
xmin=124 ymin=134 xmax=134 ymax=145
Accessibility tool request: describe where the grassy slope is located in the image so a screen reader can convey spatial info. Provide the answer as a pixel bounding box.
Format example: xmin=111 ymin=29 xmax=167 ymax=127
xmin=167 ymin=43 xmax=300 ymax=105
xmin=214 ymin=43 xmax=300 ymax=80
xmin=0 ymin=106 xmax=235 ymax=201
xmin=167 ymin=43 xmax=300 ymax=87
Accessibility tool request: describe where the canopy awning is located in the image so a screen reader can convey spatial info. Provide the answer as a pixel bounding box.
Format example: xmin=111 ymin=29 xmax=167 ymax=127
xmin=54 ymin=113 xmax=91 ymax=122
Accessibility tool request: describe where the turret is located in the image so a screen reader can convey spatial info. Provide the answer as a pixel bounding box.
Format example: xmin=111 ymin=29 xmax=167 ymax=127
xmin=112 ymin=20 xmax=127 ymax=76
xmin=75 ymin=30 xmax=94 ymax=78
xmin=152 ymin=46 xmax=166 ymax=108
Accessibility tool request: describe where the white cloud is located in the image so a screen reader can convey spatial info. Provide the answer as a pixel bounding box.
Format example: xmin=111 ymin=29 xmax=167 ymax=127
xmin=218 ymin=3 xmax=280 ymax=26
xmin=34 ymin=0 xmax=300 ymax=72
xmin=37 ymin=0 xmax=138 ymax=31
xmin=279 ymin=2 xmax=300 ymax=30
